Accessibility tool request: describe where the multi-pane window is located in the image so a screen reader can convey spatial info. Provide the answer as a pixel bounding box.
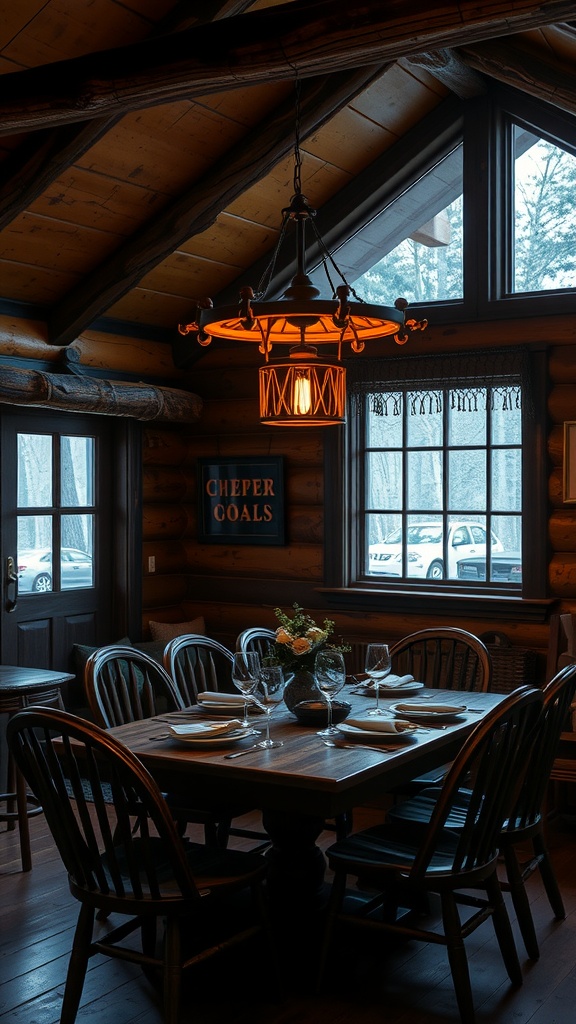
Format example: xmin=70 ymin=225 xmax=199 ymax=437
xmin=513 ymin=126 xmax=576 ymax=294
xmin=17 ymin=432 xmax=95 ymax=594
xmin=354 ymin=372 xmax=523 ymax=590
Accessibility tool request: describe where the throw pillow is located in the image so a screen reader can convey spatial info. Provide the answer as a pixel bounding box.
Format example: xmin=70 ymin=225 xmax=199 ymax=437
xmin=148 ymin=617 xmax=206 ymax=643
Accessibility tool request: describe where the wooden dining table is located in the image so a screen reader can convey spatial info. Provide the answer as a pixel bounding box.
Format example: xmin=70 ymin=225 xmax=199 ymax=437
xmin=107 ymin=684 xmax=505 ymax=918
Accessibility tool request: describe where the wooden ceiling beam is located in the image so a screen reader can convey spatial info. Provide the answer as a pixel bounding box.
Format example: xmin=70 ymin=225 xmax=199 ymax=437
xmin=0 ymin=0 xmax=255 ymax=231
xmin=0 ymin=0 xmax=575 ymax=135
xmin=47 ymin=64 xmax=387 ymax=347
xmin=458 ymin=37 xmax=576 ymax=115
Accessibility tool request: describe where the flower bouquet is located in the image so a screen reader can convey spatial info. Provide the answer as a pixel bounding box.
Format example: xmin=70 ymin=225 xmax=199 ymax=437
xmin=264 ymin=604 xmax=350 ymax=710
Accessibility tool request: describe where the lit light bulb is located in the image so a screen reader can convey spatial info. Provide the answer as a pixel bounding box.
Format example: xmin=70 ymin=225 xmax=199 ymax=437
xmin=293 ymin=370 xmax=312 ymax=415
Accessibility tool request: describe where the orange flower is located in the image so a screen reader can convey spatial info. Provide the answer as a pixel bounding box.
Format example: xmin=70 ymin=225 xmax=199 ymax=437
xmin=291 ymin=637 xmax=312 ymax=655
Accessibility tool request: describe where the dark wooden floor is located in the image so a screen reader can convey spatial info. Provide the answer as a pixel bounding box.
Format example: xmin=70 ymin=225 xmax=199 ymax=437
xmin=2 ymin=803 xmax=576 ymax=1024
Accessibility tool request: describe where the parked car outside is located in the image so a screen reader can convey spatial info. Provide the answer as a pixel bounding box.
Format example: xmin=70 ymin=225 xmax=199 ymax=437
xmin=368 ymin=521 xmax=504 ymax=580
xmin=457 ymin=551 xmax=522 ymax=584
xmin=18 ymin=548 xmax=93 ymax=593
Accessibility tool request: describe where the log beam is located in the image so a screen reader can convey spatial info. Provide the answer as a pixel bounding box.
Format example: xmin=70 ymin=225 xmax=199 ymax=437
xmin=0 ymin=1 xmax=255 ymax=234
xmin=46 ymin=66 xmax=387 ymax=346
xmin=458 ymin=35 xmax=576 ymax=114
xmin=0 ymin=1 xmax=574 ymax=135
xmin=0 ymin=367 xmax=202 ymax=423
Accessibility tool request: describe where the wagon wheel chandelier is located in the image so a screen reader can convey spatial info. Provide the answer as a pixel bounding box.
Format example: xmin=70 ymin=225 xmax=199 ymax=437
xmin=178 ymin=84 xmax=427 ymax=426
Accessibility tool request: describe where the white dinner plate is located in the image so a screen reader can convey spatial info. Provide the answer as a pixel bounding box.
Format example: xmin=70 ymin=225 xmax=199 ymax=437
xmin=336 ymin=722 xmax=417 ymax=742
xmin=372 ymin=681 xmax=424 ymax=695
xmin=196 ymin=701 xmax=250 ymax=717
xmin=389 ymin=701 xmax=467 ymax=720
xmin=167 ymin=725 xmax=253 ymax=747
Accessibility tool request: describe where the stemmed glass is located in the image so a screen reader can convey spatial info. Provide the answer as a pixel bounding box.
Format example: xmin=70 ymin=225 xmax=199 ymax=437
xmin=231 ymin=652 xmax=261 ymax=728
xmin=254 ymin=666 xmax=285 ymax=748
xmin=365 ymin=643 xmax=391 ymax=716
xmin=315 ymin=649 xmax=346 ymax=736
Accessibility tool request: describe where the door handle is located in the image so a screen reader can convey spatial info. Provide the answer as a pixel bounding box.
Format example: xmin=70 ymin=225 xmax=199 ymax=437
xmin=5 ymin=555 xmax=18 ymax=612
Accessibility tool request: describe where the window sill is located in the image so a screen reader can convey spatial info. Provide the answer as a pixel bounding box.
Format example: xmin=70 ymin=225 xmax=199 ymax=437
xmin=317 ymin=586 xmax=554 ymax=623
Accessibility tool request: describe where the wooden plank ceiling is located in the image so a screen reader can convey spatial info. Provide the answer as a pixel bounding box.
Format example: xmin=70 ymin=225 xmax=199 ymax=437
xmin=0 ymin=0 xmax=575 ymax=352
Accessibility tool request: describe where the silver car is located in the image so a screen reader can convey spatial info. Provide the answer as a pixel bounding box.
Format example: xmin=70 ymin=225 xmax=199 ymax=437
xmin=18 ymin=548 xmax=93 ymax=593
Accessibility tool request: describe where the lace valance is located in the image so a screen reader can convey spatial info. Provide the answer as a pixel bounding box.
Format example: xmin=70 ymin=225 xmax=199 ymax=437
xmin=346 ymin=346 xmax=533 ymax=416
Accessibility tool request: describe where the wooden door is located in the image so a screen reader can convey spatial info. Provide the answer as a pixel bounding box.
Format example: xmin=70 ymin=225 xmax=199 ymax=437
xmin=0 ymin=408 xmax=114 ymax=673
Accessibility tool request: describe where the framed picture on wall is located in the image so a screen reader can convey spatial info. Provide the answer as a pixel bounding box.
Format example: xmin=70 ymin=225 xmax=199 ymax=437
xmin=197 ymin=456 xmax=285 ymax=544
xmin=563 ymin=422 xmax=576 ymax=503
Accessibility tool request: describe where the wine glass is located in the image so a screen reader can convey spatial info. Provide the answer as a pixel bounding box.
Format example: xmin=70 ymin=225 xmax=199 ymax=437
xmin=365 ymin=644 xmax=391 ymax=716
xmin=315 ymin=649 xmax=346 ymax=736
xmin=254 ymin=666 xmax=285 ymax=748
xmin=231 ymin=652 xmax=261 ymax=727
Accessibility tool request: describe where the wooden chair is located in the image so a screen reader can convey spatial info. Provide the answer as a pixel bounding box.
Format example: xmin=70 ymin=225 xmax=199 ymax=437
xmin=84 ymin=644 xmax=252 ymax=848
xmin=163 ymin=634 xmax=236 ymax=704
xmin=162 ymin=635 xmax=271 ymax=851
xmin=317 ymin=686 xmax=543 ymax=1024
xmin=390 ymin=627 xmax=492 ymax=692
xmin=7 ymin=707 xmax=271 ymax=1024
xmin=545 ymin=614 xmax=576 ymax=812
xmin=236 ymin=627 xmax=276 ymax=662
xmin=387 ymin=665 xmax=576 ymax=959
xmin=84 ymin=644 xmax=185 ymax=727
xmin=387 ymin=627 xmax=492 ymax=794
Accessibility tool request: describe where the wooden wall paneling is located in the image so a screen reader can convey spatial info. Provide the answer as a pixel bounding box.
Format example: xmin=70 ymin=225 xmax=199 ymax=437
xmin=142 ymin=540 xmax=188 ymax=577
xmin=143 ymin=466 xmax=195 ymax=504
xmin=181 ymin=539 xmax=323 ymax=579
xmin=550 ymin=554 xmax=576 ymax=597
xmin=142 ymin=504 xmax=195 ymax=541
xmin=549 ymin=511 xmax=576 ymax=551
xmin=142 ymin=574 xmax=189 ymax=609
xmin=548 ymin=383 xmax=576 ymax=424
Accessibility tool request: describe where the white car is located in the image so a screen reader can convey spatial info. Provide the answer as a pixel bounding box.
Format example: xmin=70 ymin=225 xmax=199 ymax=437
xmin=369 ymin=522 xmax=503 ymax=580
xmin=18 ymin=548 xmax=93 ymax=593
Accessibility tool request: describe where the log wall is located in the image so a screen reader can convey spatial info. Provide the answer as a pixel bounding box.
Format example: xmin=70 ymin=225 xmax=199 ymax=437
xmin=4 ymin=313 xmax=576 ymax=678
xmin=139 ymin=318 xmax=576 ymax=682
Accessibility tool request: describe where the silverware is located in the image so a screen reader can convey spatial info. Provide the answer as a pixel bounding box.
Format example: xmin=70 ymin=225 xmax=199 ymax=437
xmin=224 ymin=744 xmax=264 ymax=759
xmin=319 ymin=738 xmax=395 ymax=753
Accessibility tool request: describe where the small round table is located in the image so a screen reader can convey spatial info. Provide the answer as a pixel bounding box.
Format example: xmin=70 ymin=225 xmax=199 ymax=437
xmin=0 ymin=666 xmax=74 ymax=871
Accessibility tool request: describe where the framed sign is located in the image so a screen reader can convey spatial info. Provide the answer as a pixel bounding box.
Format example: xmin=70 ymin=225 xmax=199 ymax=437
xmin=564 ymin=422 xmax=576 ymax=503
xmin=197 ymin=456 xmax=285 ymax=544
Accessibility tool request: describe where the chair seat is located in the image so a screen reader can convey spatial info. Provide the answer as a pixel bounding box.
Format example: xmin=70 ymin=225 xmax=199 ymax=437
xmin=327 ymin=822 xmax=476 ymax=882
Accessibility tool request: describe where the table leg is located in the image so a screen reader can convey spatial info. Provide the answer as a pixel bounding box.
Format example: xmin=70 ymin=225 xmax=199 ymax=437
xmin=261 ymin=809 xmax=327 ymax=910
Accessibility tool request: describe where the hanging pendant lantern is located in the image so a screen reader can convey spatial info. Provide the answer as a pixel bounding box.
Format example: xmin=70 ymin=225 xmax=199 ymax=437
xmin=178 ymin=83 xmax=427 ymax=426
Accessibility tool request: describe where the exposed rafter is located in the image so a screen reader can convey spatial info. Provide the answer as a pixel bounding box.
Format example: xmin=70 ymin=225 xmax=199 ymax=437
xmin=0 ymin=0 xmax=255 ymax=232
xmin=46 ymin=65 xmax=388 ymax=346
xmin=458 ymin=36 xmax=576 ymax=115
xmin=0 ymin=0 xmax=575 ymax=135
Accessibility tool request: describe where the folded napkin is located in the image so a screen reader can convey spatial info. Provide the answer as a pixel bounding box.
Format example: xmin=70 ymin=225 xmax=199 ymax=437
xmin=344 ymin=717 xmax=414 ymax=734
xmin=196 ymin=692 xmax=245 ymax=705
xmin=393 ymin=701 xmax=465 ymax=715
xmin=168 ymin=719 xmax=243 ymax=738
xmin=380 ymin=673 xmax=415 ymax=688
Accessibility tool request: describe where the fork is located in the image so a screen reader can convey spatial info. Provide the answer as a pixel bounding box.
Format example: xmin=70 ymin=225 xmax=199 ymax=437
xmin=319 ymin=737 xmax=396 ymax=753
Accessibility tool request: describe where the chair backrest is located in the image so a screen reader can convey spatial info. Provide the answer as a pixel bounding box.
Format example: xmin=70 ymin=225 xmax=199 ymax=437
xmin=85 ymin=644 xmax=184 ymax=727
xmin=504 ymin=663 xmax=576 ymax=833
xmin=236 ymin=627 xmax=276 ymax=662
xmin=390 ymin=627 xmax=492 ymax=692
xmin=163 ymin=634 xmax=234 ymax=705
xmin=7 ymin=707 xmax=199 ymax=905
xmin=546 ymin=612 xmax=576 ymax=681
xmin=412 ymin=685 xmax=543 ymax=882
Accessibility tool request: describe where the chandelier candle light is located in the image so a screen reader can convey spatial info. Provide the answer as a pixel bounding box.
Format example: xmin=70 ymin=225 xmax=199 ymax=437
xmin=178 ymin=83 xmax=427 ymax=426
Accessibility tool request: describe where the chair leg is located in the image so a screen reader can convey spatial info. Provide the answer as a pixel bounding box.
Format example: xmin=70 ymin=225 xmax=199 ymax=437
xmin=502 ymin=846 xmax=540 ymax=960
xmin=61 ymin=904 xmax=94 ymax=1024
xmin=533 ymin=832 xmax=566 ymax=920
xmin=316 ymin=867 xmax=347 ymax=992
xmin=441 ymin=891 xmax=476 ymax=1024
xmin=486 ymin=872 xmax=522 ymax=986
xmin=163 ymin=918 xmax=183 ymax=1024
